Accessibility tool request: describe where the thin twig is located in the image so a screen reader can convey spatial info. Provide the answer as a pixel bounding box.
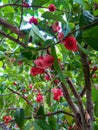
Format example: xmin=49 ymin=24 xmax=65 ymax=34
xmin=0 ymin=4 xmax=71 ymax=13
xmin=7 ymin=87 xmax=33 ymax=107
xmin=0 ymin=30 xmax=27 ymax=48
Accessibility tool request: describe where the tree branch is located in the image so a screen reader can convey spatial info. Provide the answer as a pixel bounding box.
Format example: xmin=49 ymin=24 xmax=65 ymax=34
xmin=66 ymin=78 xmax=87 ymax=129
xmin=61 ymin=83 xmax=79 ymax=114
xmin=0 ymin=17 xmax=24 ymax=37
xmin=7 ymin=87 xmax=33 ymax=107
xmin=0 ymin=30 xmax=27 ymax=48
xmin=80 ymin=51 xmax=94 ymax=130
xmin=34 ymin=110 xmax=75 ymax=118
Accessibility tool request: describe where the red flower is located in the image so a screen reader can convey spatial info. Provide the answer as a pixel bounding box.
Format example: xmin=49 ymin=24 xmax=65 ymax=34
xmin=3 ymin=116 xmax=12 ymax=124
xmin=18 ymin=61 xmax=23 ymax=66
xmin=29 ymin=17 xmax=38 ymax=25
xmin=29 ymin=84 xmax=33 ymax=89
xmin=44 ymin=55 xmax=54 ymax=68
xmin=63 ymin=36 xmax=79 ymax=52
xmin=52 ymin=88 xmax=63 ymax=101
xmin=58 ymin=32 xmax=64 ymax=41
xmin=48 ymin=4 xmax=56 ymax=12
xmin=30 ymin=67 xmax=44 ymax=76
xmin=44 ymin=75 xmax=51 ymax=81
xmin=52 ymin=22 xmax=60 ymax=32
xmin=34 ymin=55 xmax=54 ymax=69
xmin=36 ymin=93 xmax=44 ymax=103
xmin=22 ymin=2 xmax=30 ymax=8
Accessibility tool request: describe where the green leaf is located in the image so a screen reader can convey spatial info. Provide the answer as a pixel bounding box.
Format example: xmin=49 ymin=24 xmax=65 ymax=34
xmin=78 ymin=43 xmax=96 ymax=57
xmin=79 ymin=10 xmax=94 ymax=27
xmin=37 ymin=106 xmax=45 ymax=116
xmin=37 ymin=21 xmax=54 ymax=36
xmin=83 ymin=26 xmax=98 ymax=51
xmin=48 ymin=116 xmax=56 ymax=130
xmin=29 ymin=24 xmax=46 ymax=43
xmin=35 ymin=119 xmax=52 ymax=130
xmin=33 ymin=122 xmax=43 ymax=130
xmin=14 ymin=108 xmax=25 ymax=129
xmin=0 ymin=51 xmax=5 ymax=58
xmin=42 ymin=11 xmax=65 ymax=23
xmin=0 ymin=97 xmax=4 ymax=109
xmin=1 ymin=6 xmax=15 ymax=13
xmin=51 ymin=45 xmax=66 ymax=84
xmin=92 ymin=88 xmax=98 ymax=116
xmin=32 ymin=0 xmax=49 ymax=6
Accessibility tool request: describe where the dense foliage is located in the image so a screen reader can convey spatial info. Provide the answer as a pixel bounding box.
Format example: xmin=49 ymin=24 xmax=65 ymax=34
xmin=0 ymin=0 xmax=98 ymax=130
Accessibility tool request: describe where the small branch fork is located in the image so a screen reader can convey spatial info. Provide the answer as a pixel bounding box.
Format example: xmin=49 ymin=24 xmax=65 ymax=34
xmin=7 ymin=87 xmax=33 ymax=107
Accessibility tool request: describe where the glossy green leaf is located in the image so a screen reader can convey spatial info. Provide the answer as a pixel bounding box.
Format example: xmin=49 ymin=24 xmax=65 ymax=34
xmin=42 ymin=11 xmax=65 ymax=23
xmin=83 ymin=26 xmax=98 ymax=51
xmin=79 ymin=10 xmax=94 ymax=27
xmin=51 ymin=45 xmax=66 ymax=84
xmin=92 ymin=88 xmax=98 ymax=116
xmin=14 ymin=108 xmax=25 ymax=129
xmin=1 ymin=6 xmax=15 ymax=13
xmin=35 ymin=119 xmax=52 ymax=130
xmin=32 ymin=0 xmax=49 ymax=6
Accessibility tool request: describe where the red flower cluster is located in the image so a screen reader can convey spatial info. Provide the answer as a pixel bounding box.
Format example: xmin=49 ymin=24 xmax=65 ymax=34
xmin=52 ymin=88 xmax=63 ymax=101
xmin=52 ymin=22 xmax=60 ymax=32
xmin=29 ymin=17 xmax=38 ymax=25
xmin=58 ymin=32 xmax=64 ymax=41
xmin=30 ymin=67 xmax=44 ymax=76
xmin=22 ymin=2 xmax=30 ymax=8
xmin=34 ymin=55 xmax=54 ymax=69
xmin=63 ymin=36 xmax=79 ymax=52
xmin=48 ymin=4 xmax=56 ymax=12
xmin=29 ymin=84 xmax=33 ymax=89
xmin=36 ymin=93 xmax=44 ymax=103
xmin=3 ymin=116 xmax=12 ymax=124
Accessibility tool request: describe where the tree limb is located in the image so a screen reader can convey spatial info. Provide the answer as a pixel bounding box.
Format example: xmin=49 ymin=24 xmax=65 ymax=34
xmin=80 ymin=51 xmax=94 ymax=130
xmin=0 ymin=17 xmax=24 ymax=37
xmin=66 ymin=78 xmax=87 ymax=129
xmin=0 ymin=30 xmax=27 ymax=48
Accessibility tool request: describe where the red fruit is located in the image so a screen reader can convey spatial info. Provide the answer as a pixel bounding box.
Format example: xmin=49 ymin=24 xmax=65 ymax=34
xmin=23 ymin=2 xmax=30 ymax=8
xmin=30 ymin=67 xmax=44 ymax=76
xmin=63 ymin=36 xmax=79 ymax=52
xmin=93 ymin=74 xmax=97 ymax=78
xmin=52 ymin=88 xmax=63 ymax=101
xmin=13 ymin=81 xmax=17 ymax=86
xmin=18 ymin=61 xmax=23 ymax=66
xmin=52 ymin=22 xmax=60 ymax=32
xmin=48 ymin=4 xmax=56 ymax=12
xmin=3 ymin=116 xmax=12 ymax=124
xmin=58 ymin=32 xmax=64 ymax=41
xmin=92 ymin=66 xmax=97 ymax=71
xmin=29 ymin=17 xmax=38 ymax=25
xmin=34 ymin=55 xmax=54 ymax=69
xmin=44 ymin=75 xmax=51 ymax=81
xmin=22 ymin=89 xmax=27 ymax=92
xmin=29 ymin=84 xmax=33 ymax=89
xmin=36 ymin=93 xmax=44 ymax=103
